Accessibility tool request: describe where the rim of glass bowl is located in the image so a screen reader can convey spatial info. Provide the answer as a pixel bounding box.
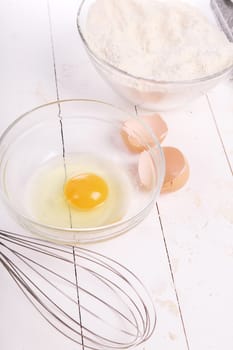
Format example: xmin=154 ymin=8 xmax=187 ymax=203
xmin=76 ymin=0 xmax=233 ymax=86
xmin=0 ymin=99 xmax=165 ymax=241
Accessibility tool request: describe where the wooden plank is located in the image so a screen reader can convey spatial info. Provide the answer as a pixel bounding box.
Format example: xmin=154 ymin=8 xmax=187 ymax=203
xmin=154 ymin=94 xmax=233 ymax=350
xmin=0 ymin=1 xmax=79 ymax=349
xmin=0 ymin=0 xmax=56 ymax=129
xmin=47 ymin=0 xmax=138 ymax=109
xmin=0 ymin=0 xmax=56 ymax=232
xmin=207 ymin=81 xmax=233 ymax=174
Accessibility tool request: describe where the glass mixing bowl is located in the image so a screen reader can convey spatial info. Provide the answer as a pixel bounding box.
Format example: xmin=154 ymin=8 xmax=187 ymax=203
xmin=77 ymin=0 xmax=233 ymax=111
xmin=0 ymin=100 xmax=165 ymax=244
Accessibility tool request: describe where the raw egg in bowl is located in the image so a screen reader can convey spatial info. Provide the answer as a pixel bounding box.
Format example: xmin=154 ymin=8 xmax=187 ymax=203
xmin=0 ymin=100 xmax=165 ymax=244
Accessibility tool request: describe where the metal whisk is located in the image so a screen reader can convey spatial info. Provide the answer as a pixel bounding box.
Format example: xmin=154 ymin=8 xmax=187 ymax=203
xmin=0 ymin=230 xmax=156 ymax=349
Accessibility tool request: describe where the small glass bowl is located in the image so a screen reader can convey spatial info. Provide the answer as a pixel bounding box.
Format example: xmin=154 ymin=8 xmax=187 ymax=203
xmin=0 ymin=100 xmax=164 ymax=244
xmin=77 ymin=0 xmax=233 ymax=111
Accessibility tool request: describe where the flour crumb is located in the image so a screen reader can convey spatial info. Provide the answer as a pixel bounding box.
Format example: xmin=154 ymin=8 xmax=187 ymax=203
xmin=85 ymin=0 xmax=233 ymax=81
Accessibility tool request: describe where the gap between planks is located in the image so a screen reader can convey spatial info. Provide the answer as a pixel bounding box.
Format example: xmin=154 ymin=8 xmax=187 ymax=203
xmin=134 ymin=105 xmax=191 ymax=350
xmin=206 ymin=94 xmax=233 ymax=176
xmin=47 ymin=1 xmax=84 ymax=347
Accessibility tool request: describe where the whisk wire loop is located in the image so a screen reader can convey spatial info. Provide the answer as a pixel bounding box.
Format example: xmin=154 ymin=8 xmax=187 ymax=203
xmin=0 ymin=229 xmax=156 ymax=350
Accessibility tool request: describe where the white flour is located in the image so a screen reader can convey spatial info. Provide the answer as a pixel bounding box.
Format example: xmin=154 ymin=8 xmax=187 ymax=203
xmin=85 ymin=0 xmax=233 ymax=81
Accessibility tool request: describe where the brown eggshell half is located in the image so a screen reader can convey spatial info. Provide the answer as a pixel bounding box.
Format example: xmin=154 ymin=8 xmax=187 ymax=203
xmin=142 ymin=114 xmax=168 ymax=144
xmin=138 ymin=150 xmax=156 ymax=190
xmin=121 ymin=114 xmax=168 ymax=153
xmin=161 ymin=147 xmax=189 ymax=193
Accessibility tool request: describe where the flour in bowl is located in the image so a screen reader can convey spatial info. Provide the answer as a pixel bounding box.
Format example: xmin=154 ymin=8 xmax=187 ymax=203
xmin=84 ymin=0 xmax=233 ymax=81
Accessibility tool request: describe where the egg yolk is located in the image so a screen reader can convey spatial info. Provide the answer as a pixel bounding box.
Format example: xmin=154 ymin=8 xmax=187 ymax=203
xmin=64 ymin=173 xmax=108 ymax=210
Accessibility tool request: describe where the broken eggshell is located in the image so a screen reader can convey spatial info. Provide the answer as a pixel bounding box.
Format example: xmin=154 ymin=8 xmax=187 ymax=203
xmin=121 ymin=114 xmax=168 ymax=152
xmin=161 ymin=147 xmax=189 ymax=193
xmin=138 ymin=146 xmax=189 ymax=193
xmin=138 ymin=150 xmax=156 ymax=190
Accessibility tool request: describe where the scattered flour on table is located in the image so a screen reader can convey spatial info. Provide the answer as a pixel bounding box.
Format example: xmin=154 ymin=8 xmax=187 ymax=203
xmin=85 ymin=0 xmax=233 ymax=81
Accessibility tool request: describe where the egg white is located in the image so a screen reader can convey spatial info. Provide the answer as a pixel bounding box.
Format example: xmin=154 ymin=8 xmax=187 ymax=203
xmin=25 ymin=154 xmax=131 ymax=228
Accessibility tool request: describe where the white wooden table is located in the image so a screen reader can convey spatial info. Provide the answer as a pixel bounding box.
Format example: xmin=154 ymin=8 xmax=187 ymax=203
xmin=0 ymin=1 xmax=232 ymax=349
